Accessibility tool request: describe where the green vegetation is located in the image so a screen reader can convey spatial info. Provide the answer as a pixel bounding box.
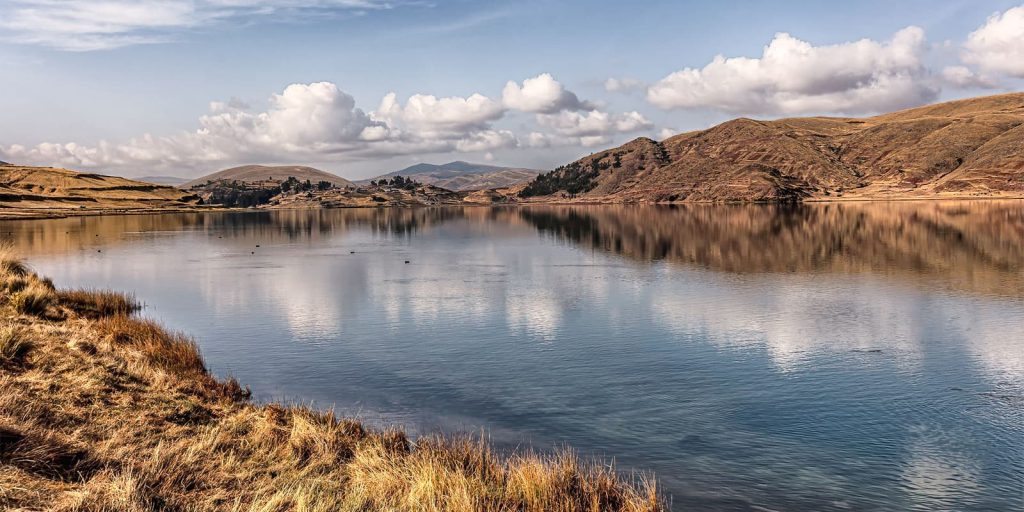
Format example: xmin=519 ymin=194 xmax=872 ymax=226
xmin=206 ymin=180 xmax=282 ymax=207
xmin=371 ymin=175 xmax=421 ymax=190
xmin=202 ymin=176 xmax=338 ymax=207
xmin=519 ymin=162 xmax=601 ymax=198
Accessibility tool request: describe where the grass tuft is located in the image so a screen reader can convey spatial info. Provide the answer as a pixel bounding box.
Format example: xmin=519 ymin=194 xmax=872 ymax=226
xmin=95 ymin=315 xmax=207 ymax=377
xmin=0 ymin=243 xmax=30 ymax=278
xmin=58 ymin=289 xmax=141 ymax=319
xmin=10 ymin=283 xmax=55 ymax=316
xmin=0 ymin=325 xmax=33 ymax=366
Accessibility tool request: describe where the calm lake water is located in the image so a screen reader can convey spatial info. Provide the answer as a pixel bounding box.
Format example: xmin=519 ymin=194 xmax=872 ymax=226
xmin=4 ymin=203 xmax=1023 ymax=511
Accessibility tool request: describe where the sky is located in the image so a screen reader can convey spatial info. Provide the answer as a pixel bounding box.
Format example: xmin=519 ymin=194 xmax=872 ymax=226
xmin=1 ymin=0 xmax=1023 ymax=180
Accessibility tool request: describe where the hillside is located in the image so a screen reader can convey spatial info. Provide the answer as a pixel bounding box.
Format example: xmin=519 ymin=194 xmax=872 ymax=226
xmin=183 ymin=165 xmax=353 ymax=189
xmin=0 ymin=165 xmax=199 ymax=216
xmin=364 ymin=161 xmax=540 ymax=191
xmin=520 ymin=93 xmax=1024 ymax=202
xmin=135 ymin=175 xmax=188 ymax=186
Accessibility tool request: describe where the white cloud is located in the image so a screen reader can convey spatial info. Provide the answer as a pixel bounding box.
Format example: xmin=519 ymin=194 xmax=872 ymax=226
xmin=1 ymin=81 xmax=381 ymax=170
xmin=647 ymin=26 xmax=937 ymax=115
xmin=604 ymin=77 xmax=645 ymax=93
xmin=0 ymin=0 xmax=397 ymax=51
xmin=941 ymin=66 xmax=997 ymax=89
xmin=374 ymin=92 xmax=504 ymax=135
xmin=0 ymin=81 xmax=523 ymax=172
xmin=453 ymin=130 xmax=518 ymax=152
xmin=962 ymin=4 xmax=1024 ymax=78
xmin=536 ymin=110 xmax=652 ymax=138
xmin=501 ymin=73 xmax=591 ymax=113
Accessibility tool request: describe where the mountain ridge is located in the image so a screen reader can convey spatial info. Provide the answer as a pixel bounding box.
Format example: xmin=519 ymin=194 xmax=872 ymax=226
xmin=521 ymin=92 xmax=1024 ymax=202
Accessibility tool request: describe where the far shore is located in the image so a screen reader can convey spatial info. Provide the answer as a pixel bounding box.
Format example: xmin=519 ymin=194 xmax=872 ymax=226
xmin=2 ymin=194 xmax=1024 ymax=221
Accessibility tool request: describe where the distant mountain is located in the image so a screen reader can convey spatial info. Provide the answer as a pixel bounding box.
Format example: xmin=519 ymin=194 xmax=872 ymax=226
xmin=0 ymin=160 xmax=10 ymax=166
xmin=135 ymin=175 xmax=188 ymax=186
xmin=364 ymin=161 xmax=540 ymax=191
xmin=520 ymin=92 xmax=1024 ymax=202
xmin=183 ymin=165 xmax=353 ymax=189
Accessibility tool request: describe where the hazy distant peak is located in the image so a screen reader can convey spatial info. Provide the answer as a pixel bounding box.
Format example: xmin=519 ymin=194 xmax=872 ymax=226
xmin=365 ymin=161 xmax=541 ymax=191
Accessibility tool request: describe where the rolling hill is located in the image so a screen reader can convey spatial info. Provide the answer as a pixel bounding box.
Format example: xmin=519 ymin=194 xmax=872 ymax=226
xmin=136 ymin=175 xmax=188 ymax=186
xmin=520 ymin=92 xmax=1024 ymax=202
xmin=183 ymin=165 xmax=353 ymax=189
xmin=364 ymin=161 xmax=540 ymax=191
xmin=0 ymin=165 xmax=199 ymax=214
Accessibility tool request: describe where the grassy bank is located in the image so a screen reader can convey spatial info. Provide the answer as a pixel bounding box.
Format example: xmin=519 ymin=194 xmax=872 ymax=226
xmin=0 ymin=251 xmax=664 ymax=511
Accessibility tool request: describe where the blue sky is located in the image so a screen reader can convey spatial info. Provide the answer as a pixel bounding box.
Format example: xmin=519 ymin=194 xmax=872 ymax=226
xmin=1 ymin=0 xmax=1023 ymax=179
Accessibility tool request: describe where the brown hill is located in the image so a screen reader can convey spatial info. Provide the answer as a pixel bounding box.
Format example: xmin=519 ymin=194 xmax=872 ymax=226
xmin=362 ymin=161 xmax=540 ymax=191
xmin=521 ymin=93 xmax=1024 ymax=202
xmin=183 ymin=165 xmax=353 ymax=189
xmin=0 ymin=165 xmax=199 ymax=215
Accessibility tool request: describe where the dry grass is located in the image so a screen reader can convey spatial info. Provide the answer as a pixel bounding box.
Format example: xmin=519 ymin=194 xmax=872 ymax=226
xmin=0 ymin=325 xmax=32 ymax=367
xmin=10 ymin=282 xmax=56 ymax=317
xmin=58 ymin=289 xmax=140 ymax=319
xmin=0 ymin=258 xmax=667 ymax=511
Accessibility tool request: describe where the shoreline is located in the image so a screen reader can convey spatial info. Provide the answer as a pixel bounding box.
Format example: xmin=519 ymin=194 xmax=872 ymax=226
xmin=2 ymin=193 xmax=1024 ymax=221
xmin=0 ymin=253 xmax=665 ymax=510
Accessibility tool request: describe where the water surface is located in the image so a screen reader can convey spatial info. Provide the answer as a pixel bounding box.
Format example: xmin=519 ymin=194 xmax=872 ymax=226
xmin=5 ymin=203 xmax=1023 ymax=511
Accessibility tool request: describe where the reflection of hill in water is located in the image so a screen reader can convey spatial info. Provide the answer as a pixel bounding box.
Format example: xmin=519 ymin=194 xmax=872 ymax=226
xmin=515 ymin=202 xmax=1024 ymax=298
xmin=3 ymin=202 xmax=1022 ymax=297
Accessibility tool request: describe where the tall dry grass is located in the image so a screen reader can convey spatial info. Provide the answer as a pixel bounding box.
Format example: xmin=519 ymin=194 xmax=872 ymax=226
xmin=0 ymin=256 xmax=668 ymax=511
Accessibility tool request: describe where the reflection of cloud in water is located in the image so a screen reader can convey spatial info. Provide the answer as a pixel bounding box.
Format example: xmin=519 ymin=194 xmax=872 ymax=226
xmin=506 ymin=291 xmax=561 ymax=341
xmin=947 ymin=301 xmax=1024 ymax=384
xmin=651 ymin=271 xmax=924 ymax=372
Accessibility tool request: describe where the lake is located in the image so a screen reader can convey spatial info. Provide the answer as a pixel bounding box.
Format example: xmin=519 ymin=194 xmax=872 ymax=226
xmin=4 ymin=203 xmax=1022 ymax=511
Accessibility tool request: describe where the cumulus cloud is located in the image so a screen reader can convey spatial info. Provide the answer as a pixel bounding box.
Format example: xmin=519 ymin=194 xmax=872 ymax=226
xmin=0 ymin=81 xmax=525 ymax=172
xmin=0 ymin=0 xmax=398 ymax=51
xmin=536 ymin=110 xmax=652 ymax=138
xmin=365 ymin=91 xmax=516 ymax=156
xmin=527 ymin=110 xmax=652 ymax=148
xmin=940 ymin=66 xmax=997 ymax=89
xmin=962 ymin=4 xmax=1024 ymax=77
xmin=502 ymin=73 xmax=592 ymax=113
xmin=1 ymin=81 xmax=381 ymax=170
xmin=646 ymin=26 xmax=937 ymax=115
xmin=373 ymin=92 xmax=504 ymax=136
